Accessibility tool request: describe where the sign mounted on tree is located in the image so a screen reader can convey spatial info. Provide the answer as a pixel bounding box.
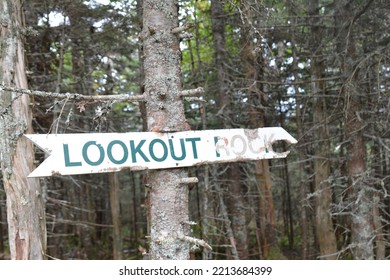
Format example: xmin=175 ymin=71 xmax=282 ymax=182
xmin=25 ymin=127 xmax=297 ymax=177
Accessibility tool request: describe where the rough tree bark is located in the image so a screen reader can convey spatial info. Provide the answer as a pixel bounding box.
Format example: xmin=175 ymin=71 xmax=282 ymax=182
xmin=335 ymin=0 xmax=374 ymax=260
xmin=0 ymin=191 xmax=4 ymax=255
xmin=142 ymin=0 xmax=192 ymax=260
xmin=308 ymin=0 xmax=337 ymax=259
xmin=0 ymin=0 xmax=46 ymax=259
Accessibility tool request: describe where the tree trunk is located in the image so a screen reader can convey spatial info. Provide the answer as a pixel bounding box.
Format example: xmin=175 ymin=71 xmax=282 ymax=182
xmin=239 ymin=0 xmax=283 ymax=259
xmin=0 ymin=0 xmax=46 ymax=259
xmin=109 ymin=173 xmax=123 ymax=259
xmin=65 ymin=1 xmax=98 ymax=258
xmin=308 ymin=0 xmax=337 ymax=259
xmin=210 ymin=0 xmax=230 ymax=116
xmin=215 ymin=182 xmax=239 ymax=260
xmin=287 ymin=0 xmax=309 ymax=258
xmin=229 ymin=166 xmax=248 ymax=259
xmin=200 ymin=101 xmax=211 ymax=260
xmin=256 ymin=160 xmax=277 ymax=258
xmin=142 ymin=0 xmax=192 ymax=260
xmin=136 ymin=0 xmax=148 ymax=132
xmin=0 ymin=190 xmax=4 ymax=255
xmin=345 ymin=82 xmax=373 ymax=259
xmin=335 ymin=0 xmax=374 ymax=260
xmin=210 ymin=0 xmax=248 ymax=260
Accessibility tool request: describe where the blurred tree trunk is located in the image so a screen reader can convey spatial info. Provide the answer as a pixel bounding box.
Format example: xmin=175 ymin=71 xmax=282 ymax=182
xmin=103 ymin=55 xmax=124 ymax=260
xmin=109 ymin=173 xmax=123 ymax=259
xmin=0 ymin=193 xmax=4 ymax=254
xmin=135 ymin=0 xmax=149 ymax=256
xmin=369 ymin=79 xmax=385 ymax=260
xmin=335 ymin=0 xmax=374 ymax=260
xmin=142 ymin=0 xmax=191 ymax=260
xmin=215 ymin=182 xmax=239 ymax=260
xmin=211 ymin=0 xmax=248 ymax=259
xmin=0 ymin=0 xmax=46 ymax=259
xmin=239 ymin=0 xmax=280 ymax=259
xmin=64 ymin=1 xmax=98 ymax=258
xmin=365 ymin=18 xmax=385 ymax=260
xmin=210 ymin=0 xmax=230 ymax=116
xmin=308 ymin=0 xmax=337 ymax=259
xmin=136 ymin=0 xmax=147 ymax=131
xmin=287 ymin=0 xmax=309 ymax=259
xmin=229 ymin=166 xmax=247 ymax=259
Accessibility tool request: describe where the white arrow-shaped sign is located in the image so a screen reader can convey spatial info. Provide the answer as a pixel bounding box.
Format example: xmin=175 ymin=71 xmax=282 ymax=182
xmin=25 ymin=127 xmax=297 ymax=177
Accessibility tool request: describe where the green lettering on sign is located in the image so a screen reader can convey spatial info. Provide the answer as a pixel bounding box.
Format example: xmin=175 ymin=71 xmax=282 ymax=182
xmin=63 ymin=144 xmax=82 ymax=167
xmin=185 ymin=137 xmax=201 ymax=159
xmin=107 ymin=140 xmax=128 ymax=164
xmin=129 ymin=140 xmax=150 ymax=163
xmin=83 ymin=141 xmax=104 ymax=166
xmin=168 ymin=138 xmax=186 ymax=161
xmin=149 ymin=139 xmax=168 ymax=162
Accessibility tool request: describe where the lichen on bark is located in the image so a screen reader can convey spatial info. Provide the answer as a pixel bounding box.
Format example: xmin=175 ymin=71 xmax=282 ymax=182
xmin=142 ymin=0 xmax=191 ymax=259
xmin=0 ymin=0 xmax=46 ymax=259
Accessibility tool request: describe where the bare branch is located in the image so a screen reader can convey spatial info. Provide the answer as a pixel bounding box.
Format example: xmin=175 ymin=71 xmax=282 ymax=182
xmin=184 ymin=97 xmax=206 ymax=102
xmin=351 ymin=0 xmax=375 ymax=25
xmin=182 ymin=221 xmax=197 ymax=226
xmin=180 ymin=87 xmax=205 ymax=97
xmin=46 ymin=217 xmax=113 ymax=228
xmin=171 ymin=23 xmax=193 ymax=34
xmin=179 ymin=234 xmax=212 ymax=251
xmin=179 ymin=32 xmax=193 ymax=40
xmin=364 ymin=134 xmax=390 ymax=152
xmin=1 ymin=85 xmax=206 ymax=103
xmin=179 ymin=177 xmax=199 ymax=185
xmin=0 ymin=85 xmax=146 ymax=102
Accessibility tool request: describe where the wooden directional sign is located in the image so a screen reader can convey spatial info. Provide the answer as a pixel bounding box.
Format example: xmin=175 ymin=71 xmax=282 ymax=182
xmin=25 ymin=127 xmax=297 ymax=177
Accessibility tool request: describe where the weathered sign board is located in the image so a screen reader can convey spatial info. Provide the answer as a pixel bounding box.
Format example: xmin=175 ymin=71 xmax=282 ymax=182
xmin=25 ymin=127 xmax=297 ymax=177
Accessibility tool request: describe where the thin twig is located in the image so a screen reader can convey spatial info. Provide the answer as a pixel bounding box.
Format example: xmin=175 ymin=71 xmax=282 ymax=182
xmin=179 ymin=234 xmax=212 ymax=251
xmin=55 ymin=94 xmax=70 ymax=134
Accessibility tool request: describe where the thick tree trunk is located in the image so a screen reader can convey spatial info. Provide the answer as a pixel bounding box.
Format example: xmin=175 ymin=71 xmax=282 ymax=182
xmin=255 ymin=160 xmax=277 ymax=258
xmin=369 ymin=66 xmax=385 ymax=260
xmin=142 ymin=0 xmax=191 ymax=260
xmin=0 ymin=190 xmax=4 ymax=255
xmin=335 ymin=0 xmax=374 ymax=260
xmin=0 ymin=0 xmax=46 ymax=259
xmin=345 ymin=89 xmax=373 ymax=259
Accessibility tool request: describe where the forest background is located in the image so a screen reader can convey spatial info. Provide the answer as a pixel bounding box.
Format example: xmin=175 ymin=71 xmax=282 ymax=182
xmin=0 ymin=0 xmax=389 ymax=260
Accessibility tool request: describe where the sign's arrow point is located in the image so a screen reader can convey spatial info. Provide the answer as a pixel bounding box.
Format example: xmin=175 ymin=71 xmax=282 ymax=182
xmin=24 ymin=134 xmax=54 ymax=154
